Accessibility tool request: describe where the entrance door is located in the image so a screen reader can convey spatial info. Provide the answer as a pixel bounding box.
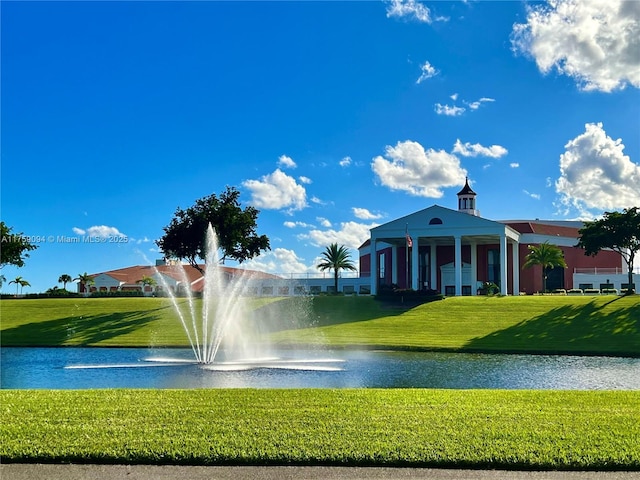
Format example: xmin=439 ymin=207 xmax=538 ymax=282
xmin=546 ymin=267 xmax=565 ymax=291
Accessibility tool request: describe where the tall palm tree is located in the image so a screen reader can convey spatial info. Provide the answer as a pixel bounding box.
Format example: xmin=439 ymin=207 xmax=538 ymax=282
xmin=317 ymin=243 xmax=357 ymax=294
xmin=9 ymin=276 xmax=30 ymax=296
xmin=522 ymin=241 xmax=567 ymax=293
xmin=74 ymin=272 xmax=95 ymax=296
xmin=58 ymin=274 xmax=73 ymax=290
xmin=0 ymin=274 xmax=6 ymax=290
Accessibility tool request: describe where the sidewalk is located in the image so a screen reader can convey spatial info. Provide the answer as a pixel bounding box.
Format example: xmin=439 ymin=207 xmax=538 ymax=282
xmin=2 ymin=464 xmax=640 ymax=480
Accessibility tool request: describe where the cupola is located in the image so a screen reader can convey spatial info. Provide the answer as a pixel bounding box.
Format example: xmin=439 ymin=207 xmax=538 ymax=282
xmin=457 ymin=177 xmax=480 ymax=216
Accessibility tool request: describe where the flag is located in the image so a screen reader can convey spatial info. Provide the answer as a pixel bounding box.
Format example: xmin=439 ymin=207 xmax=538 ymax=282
xmin=406 ymin=233 xmax=412 ymax=248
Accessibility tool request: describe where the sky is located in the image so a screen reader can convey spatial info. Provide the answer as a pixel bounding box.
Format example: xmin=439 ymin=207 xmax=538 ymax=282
xmin=2 ymin=0 xmax=639 ymax=294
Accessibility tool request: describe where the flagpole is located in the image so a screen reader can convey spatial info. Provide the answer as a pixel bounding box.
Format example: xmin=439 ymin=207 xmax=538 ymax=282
xmin=405 ymin=223 xmax=409 ymax=289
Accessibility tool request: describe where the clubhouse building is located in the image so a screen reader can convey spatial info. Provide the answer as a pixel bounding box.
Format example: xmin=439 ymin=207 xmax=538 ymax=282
xmin=80 ymin=179 xmax=635 ymax=296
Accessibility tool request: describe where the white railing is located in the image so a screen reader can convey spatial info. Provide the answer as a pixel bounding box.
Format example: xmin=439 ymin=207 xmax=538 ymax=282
xmin=271 ymin=271 xmax=362 ymax=280
xmin=574 ymin=267 xmax=626 ymax=275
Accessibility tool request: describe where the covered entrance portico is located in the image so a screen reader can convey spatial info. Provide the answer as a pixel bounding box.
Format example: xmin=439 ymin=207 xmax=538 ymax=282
xmin=368 ymin=205 xmax=521 ymax=296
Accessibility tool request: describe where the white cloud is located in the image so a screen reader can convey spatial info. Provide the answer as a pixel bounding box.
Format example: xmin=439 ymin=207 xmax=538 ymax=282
xmin=434 ymin=103 xmax=465 ymax=116
xmin=339 ymin=156 xmax=352 ymax=167
xmin=555 ymin=122 xmax=640 ymax=213
xmin=523 ymin=190 xmax=541 ymax=200
xmin=450 ymin=93 xmax=458 ymax=101
xmin=298 ymin=176 xmax=312 ymax=184
xmin=301 ymin=221 xmax=378 ymax=250
xmin=510 ymin=163 xmax=520 ymax=168
xmin=371 ymin=140 xmax=467 ymax=198
xmin=452 ymin=139 xmax=508 ymax=158
xmin=386 ymin=0 xmax=432 ymax=23
xmin=283 ymin=221 xmax=313 ymax=229
xmin=278 ymin=155 xmax=297 ymax=169
xmin=511 ymin=0 xmax=640 ymax=92
xmin=352 ymin=207 xmax=383 ymax=220
xmin=241 ymin=248 xmax=315 ymax=275
xmin=317 ymin=217 xmax=332 ymax=228
xmin=75 ymin=225 xmax=125 ymax=238
xmin=416 ymin=61 xmax=439 ymax=84
xmin=466 ymin=97 xmax=495 ymax=110
xmin=310 ymin=196 xmax=325 ymax=205
xmin=242 ymin=168 xmax=307 ymax=212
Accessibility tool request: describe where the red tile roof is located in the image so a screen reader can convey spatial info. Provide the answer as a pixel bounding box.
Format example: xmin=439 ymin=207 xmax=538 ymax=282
xmin=505 ymin=222 xmax=581 ymax=238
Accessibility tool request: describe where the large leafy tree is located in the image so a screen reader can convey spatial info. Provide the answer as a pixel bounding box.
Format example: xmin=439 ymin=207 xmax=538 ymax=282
xmin=577 ymin=207 xmax=640 ymax=292
xmin=58 ymin=274 xmax=73 ymax=290
xmin=1 ymin=222 xmax=38 ymax=268
xmin=522 ymin=241 xmax=567 ymax=293
xmin=317 ymin=243 xmax=357 ymax=294
xmin=156 ymin=187 xmax=270 ymax=275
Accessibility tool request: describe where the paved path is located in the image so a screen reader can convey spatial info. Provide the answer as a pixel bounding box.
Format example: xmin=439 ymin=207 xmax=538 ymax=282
xmin=2 ymin=464 xmax=640 ymax=480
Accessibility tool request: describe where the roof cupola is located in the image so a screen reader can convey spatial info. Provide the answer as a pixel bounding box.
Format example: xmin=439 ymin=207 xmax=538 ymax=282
xmin=457 ymin=177 xmax=480 ymax=216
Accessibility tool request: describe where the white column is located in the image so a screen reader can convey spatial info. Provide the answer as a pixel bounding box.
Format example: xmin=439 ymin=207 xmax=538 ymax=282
xmin=500 ymin=234 xmax=508 ymax=296
xmin=455 ymin=235 xmax=462 ymax=296
xmin=391 ymin=245 xmax=398 ymax=286
xmin=370 ymin=237 xmax=378 ymax=295
xmin=512 ymin=240 xmax=520 ymax=295
xmin=430 ymin=243 xmax=438 ymax=293
xmin=470 ymin=241 xmax=477 ymax=296
xmin=412 ymin=237 xmax=419 ymax=290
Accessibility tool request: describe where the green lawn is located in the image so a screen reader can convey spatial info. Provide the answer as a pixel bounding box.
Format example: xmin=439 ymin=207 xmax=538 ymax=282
xmin=2 ymin=295 xmax=638 ymax=356
xmin=1 ymin=389 xmax=639 ymax=470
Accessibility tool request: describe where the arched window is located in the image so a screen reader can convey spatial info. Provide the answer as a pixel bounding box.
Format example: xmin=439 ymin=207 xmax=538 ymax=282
xmin=429 ymin=217 xmax=443 ymax=225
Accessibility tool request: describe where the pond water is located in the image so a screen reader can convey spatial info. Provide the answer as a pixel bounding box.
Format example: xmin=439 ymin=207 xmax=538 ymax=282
xmin=2 ymin=347 xmax=639 ymax=390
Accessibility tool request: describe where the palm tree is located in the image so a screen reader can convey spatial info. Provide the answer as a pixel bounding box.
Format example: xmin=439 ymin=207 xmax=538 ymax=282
xmin=74 ymin=272 xmax=95 ymax=296
xmin=58 ymin=274 xmax=73 ymax=290
xmin=317 ymin=243 xmax=357 ymax=294
xmin=522 ymin=241 xmax=567 ymax=293
xmin=0 ymin=274 xmax=6 ymax=290
xmin=136 ymin=275 xmax=157 ymax=294
xmin=9 ymin=276 xmax=30 ymax=296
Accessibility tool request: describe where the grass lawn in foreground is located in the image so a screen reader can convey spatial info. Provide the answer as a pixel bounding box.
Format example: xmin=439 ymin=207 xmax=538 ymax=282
xmin=1 ymin=295 xmax=639 ymax=355
xmin=1 ymin=389 xmax=639 ymax=470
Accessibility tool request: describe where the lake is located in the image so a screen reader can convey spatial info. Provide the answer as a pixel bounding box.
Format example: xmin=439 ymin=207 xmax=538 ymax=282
xmin=2 ymin=347 xmax=639 ymax=390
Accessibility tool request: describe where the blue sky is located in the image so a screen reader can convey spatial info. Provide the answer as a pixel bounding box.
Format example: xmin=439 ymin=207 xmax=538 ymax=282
xmin=2 ymin=0 xmax=639 ymax=293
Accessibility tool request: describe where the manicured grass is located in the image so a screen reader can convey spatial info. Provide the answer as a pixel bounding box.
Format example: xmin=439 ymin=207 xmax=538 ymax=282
xmin=1 ymin=295 xmax=639 ymax=355
xmin=1 ymin=389 xmax=639 ymax=469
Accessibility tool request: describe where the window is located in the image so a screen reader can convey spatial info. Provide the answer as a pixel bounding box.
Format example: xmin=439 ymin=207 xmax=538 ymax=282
xmin=488 ymin=249 xmax=500 ymax=286
xmin=429 ymin=217 xmax=443 ymax=225
xmin=379 ymin=253 xmax=385 ymax=278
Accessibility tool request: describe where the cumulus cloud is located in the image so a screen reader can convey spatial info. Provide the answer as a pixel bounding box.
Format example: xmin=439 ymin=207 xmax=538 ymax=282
xmin=416 ymin=61 xmax=439 ymax=84
xmin=301 ymin=221 xmax=378 ymax=250
xmin=283 ymin=221 xmax=312 ymax=229
xmin=339 ymin=156 xmax=352 ymax=167
xmin=73 ymin=225 xmax=125 ymax=238
xmin=555 ymin=122 xmax=640 ymax=213
xmin=511 ymin=0 xmax=640 ymax=92
xmin=278 ymin=155 xmax=297 ymax=169
xmin=434 ymin=103 xmax=465 ymax=116
xmin=298 ymin=176 xmax=312 ymax=184
xmin=371 ymin=140 xmax=467 ymax=198
xmin=510 ymin=163 xmax=520 ymax=168
xmin=386 ymin=0 xmax=432 ymax=23
xmin=450 ymin=93 xmax=459 ymax=101
xmin=352 ymin=208 xmax=384 ymax=220
xmin=242 ymin=169 xmax=307 ymax=212
xmin=310 ymin=196 xmax=325 ymax=205
xmin=452 ymin=139 xmax=508 ymax=158
xmin=241 ymin=248 xmax=315 ymax=275
xmin=317 ymin=217 xmax=332 ymax=228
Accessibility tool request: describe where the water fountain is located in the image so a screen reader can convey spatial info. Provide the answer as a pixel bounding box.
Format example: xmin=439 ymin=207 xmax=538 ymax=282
xmin=151 ymin=223 xmax=343 ymax=372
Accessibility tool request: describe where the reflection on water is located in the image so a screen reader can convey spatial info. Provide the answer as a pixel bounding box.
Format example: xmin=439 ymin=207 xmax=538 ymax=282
xmin=1 ymin=347 xmax=639 ymax=390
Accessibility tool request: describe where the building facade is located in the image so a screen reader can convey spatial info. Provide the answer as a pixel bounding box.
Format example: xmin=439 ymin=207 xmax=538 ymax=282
xmin=358 ymin=179 xmax=628 ymax=296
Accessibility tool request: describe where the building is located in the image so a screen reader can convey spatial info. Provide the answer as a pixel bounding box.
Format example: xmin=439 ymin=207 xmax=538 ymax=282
xmin=358 ymin=179 xmax=632 ymax=296
xmin=78 ymin=262 xmax=280 ymax=296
